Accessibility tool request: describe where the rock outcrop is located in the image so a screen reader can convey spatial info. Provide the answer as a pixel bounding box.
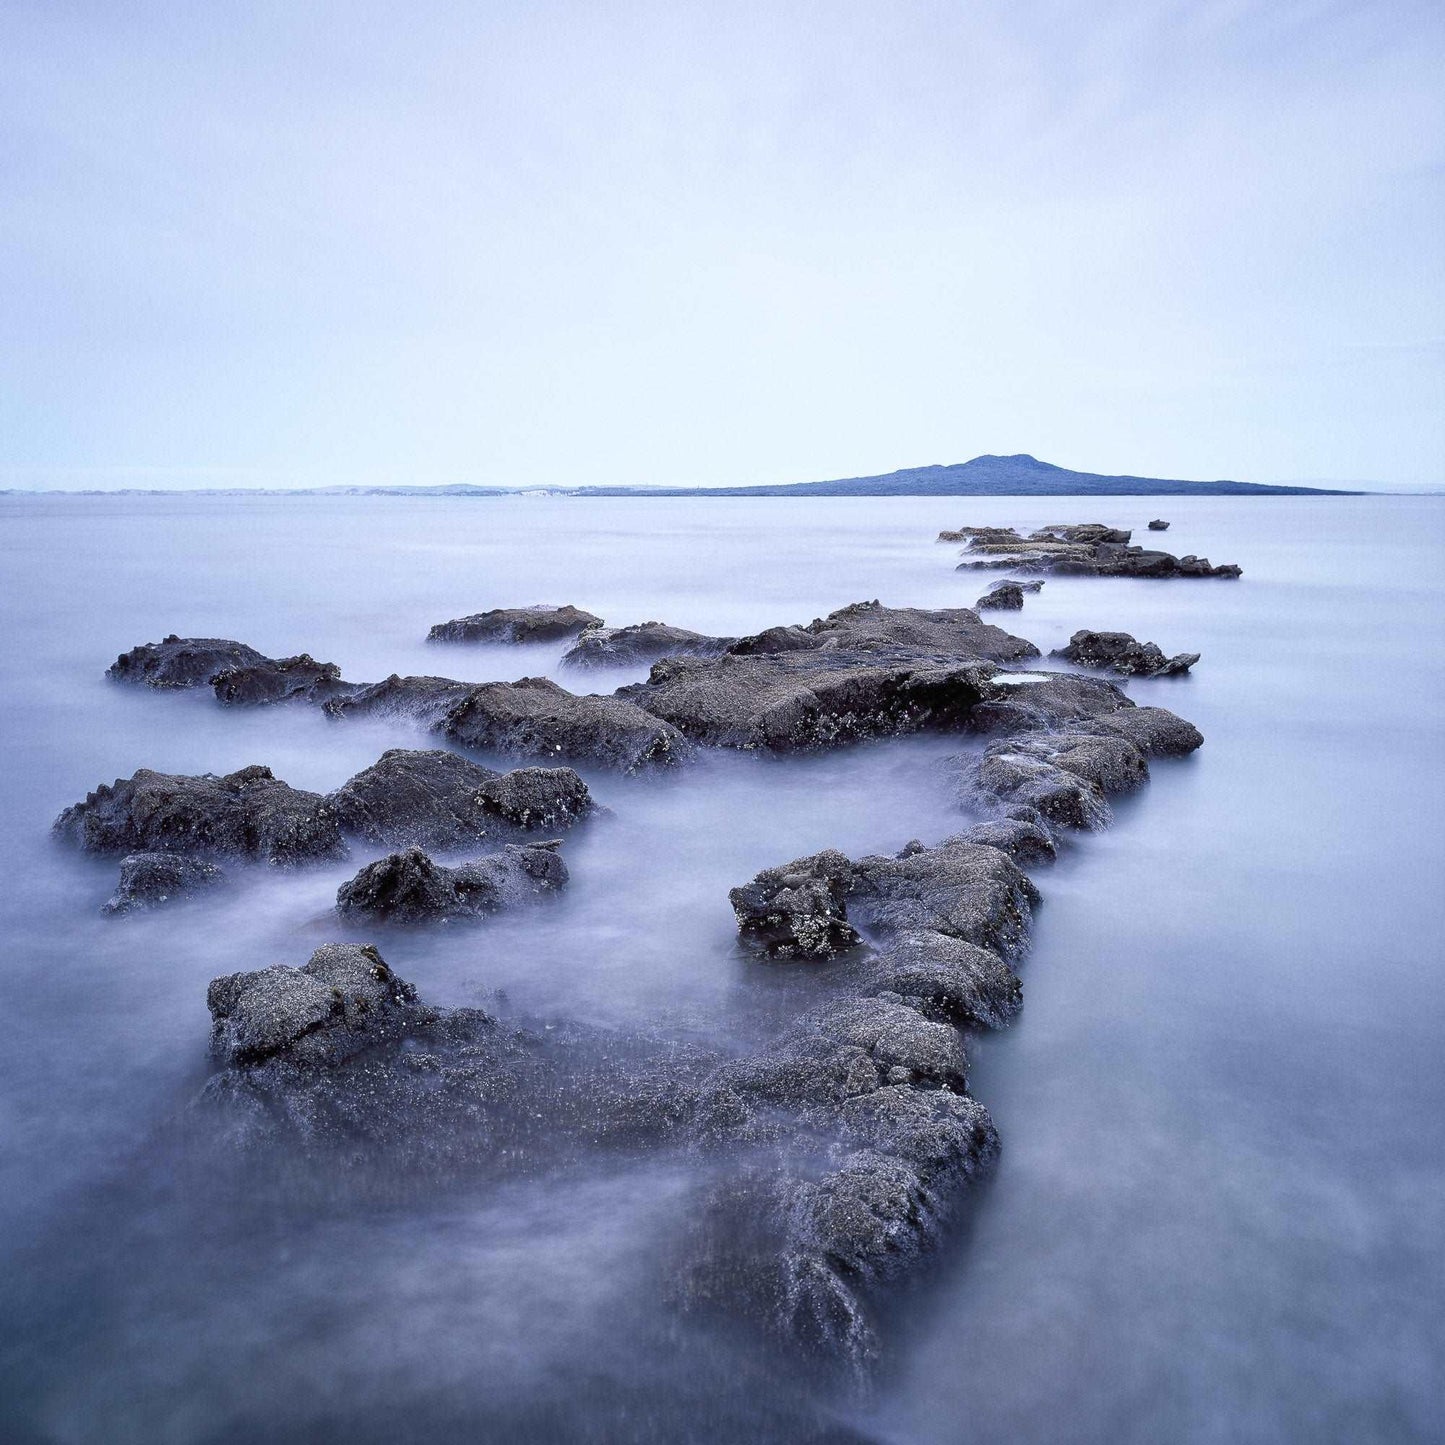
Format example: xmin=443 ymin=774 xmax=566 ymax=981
xmin=211 ymin=654 xmax=358 ymax=706
xmin=102 ymin=851 xmax=226 ymax=915
xmin=947 ymin=523 xmax=1241 ymax=578
xmin=427 ymin=605 xmax=602 ymax=644
xmin=334 ymin=842 xmax=567 ymax=924
xmin=326 ymin=748 xmax=593 ymax=850
xmin=1148 ymin=518 xmax=1170 ymax=531
xmin=619 ymin=603 xmax=1038 ymax=752
xmin=207 ymin=943 xmax=428 ymax=1069
xmin=107 ymin=636 xmax=353 ymax=705
xmin=324 ymin=674 xmax=690 ymax=773
xmin=976 ymin=582 xmax=1025 ymax=610
xmin=54 ymin=765 xmax=346 ymax=866
xmin=1052 ymin=629 xmax=1199 ymax=677
xmin=562 ymin=621 xmax=733 ymax=669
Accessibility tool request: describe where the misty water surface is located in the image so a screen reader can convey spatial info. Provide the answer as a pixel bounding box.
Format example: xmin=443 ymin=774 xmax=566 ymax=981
xmin=0 ymin=494 xmax=1441 ymax=1444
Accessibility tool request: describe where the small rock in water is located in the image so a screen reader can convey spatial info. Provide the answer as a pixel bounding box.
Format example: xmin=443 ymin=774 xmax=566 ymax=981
xmin=334 ymin=841 xmax=567 ymax=924
xmin=103 ymin=851 xmax=226 ymax=914
xmin=1052 ymin=629 xmax=1199 ymax=677
xmin=1148 ymin=518 xmax=1170 ymax=530
xmin=426 ymin=605 xmax=602 ymax=644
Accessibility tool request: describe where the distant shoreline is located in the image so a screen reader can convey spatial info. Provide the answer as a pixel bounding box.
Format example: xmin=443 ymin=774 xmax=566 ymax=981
xmin=0 ymin=451 xmax=1369 ymax=498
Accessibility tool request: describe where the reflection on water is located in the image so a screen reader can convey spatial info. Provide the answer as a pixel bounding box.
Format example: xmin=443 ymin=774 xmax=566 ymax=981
xmin=0 ymin=494 xmax=1441 ymax=1443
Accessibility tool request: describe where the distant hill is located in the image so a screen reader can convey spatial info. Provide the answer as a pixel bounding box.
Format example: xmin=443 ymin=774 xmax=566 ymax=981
xmin=3 ymin=454 xmax=1362 ymax=497
xmin=571 ymin=454 xmax=1353 ymax=497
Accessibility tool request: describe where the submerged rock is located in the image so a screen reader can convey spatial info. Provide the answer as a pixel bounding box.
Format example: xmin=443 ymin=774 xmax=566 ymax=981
xmin=54 ymin=765 xmax=346 ymax=866
xmin=427 ymin=605 xmax=602 ymax=644
xmin=562 ymin=621 xmax=734 ymax=669
xmin=1053 ymin=629 xmax=1199 ymax=677
xmin=326 ymin=748 xmax=593 ymax=850
xmin=102 ymin=851 xmax=226 ymax=915
xmin=334 ymin=842 xmax=567 ymax=924
xmin=108 ymin=636 xmax=268 ymax=689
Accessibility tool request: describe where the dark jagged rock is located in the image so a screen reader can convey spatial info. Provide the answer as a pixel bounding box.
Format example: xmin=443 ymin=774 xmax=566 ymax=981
xmin=323 ymin=674 xmax=477 ymax=727
xmin=427 ymin=605 xmax=602 ymax=644
xmin=211 ymin=654 xmax=358 ymax=706
xmin=951 ymin=522 xmax=1241 ymax=578
xmin=108 ymin=636 xmax=269 ymax=688
xmin=725 ymin=601 xmax=1040 ymax=661
xmin=848 ymin=837 xmax=1040 ymax=959
xmin=954 ymin=816 xmax=1057 ymax=863
xmin=326 ymin=673 xmax=689 ymax=773
xmin=102 ymin=851 xmax=226 ymax=915
xmin=107 ymin=636 xmax=352 ymax=704
xmin=1091 ymin=704 xmax=1204 ymax=757
xmin=326 ymin=748 xmax=593 ymax=850
xmin=562 ymin=621 xmax=734 ymax=669
xmin=964 ymin=669 xmax=1203 ymax=760
xmin=700 ymin=832 xmax=1038 ymax=1359
xmin=334 ymin=842 xmax=567 ymax=924
xmin=620 ymin=602 xmax=1039 ymax=752
xmin=730 ymin=836 xmax=1038 ymax=967
xmin=1053 ymin=629 xmax=1199 ymax=677
xmin=623 ymin=652 xmax=996 ymax=752
xmin=443 ymin=677 xmax=691 ymax=772
xmin=729 ymin=849 xmax=861 ymax=958
xmin=860 ymin=929 xmax=1022 ymax=1029
xmin=1148 ymin=518 xmax=1170 ymax=530
xmin=207 ymin=943 xmax=426 ymax=1068
xmin=54 ymin=765 xmax=346 ymax=866
xmin=976 ymin=582 xmax=1025 ymax=610
xmin=968 ymin=733 xmax=1149 ymax=831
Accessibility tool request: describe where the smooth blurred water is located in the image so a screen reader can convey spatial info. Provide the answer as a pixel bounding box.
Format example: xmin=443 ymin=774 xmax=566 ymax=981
xmin=0 ymin=494 xmax=1441 ymax=1443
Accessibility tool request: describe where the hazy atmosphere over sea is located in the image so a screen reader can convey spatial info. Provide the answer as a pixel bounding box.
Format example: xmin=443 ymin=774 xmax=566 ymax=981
xmin=1 ymin=1 xmax=1442 ymax=493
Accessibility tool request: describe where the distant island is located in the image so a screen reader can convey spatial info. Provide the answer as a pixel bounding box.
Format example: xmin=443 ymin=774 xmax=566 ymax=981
xmin=5 ymin=453 xmax=1359 ymax=497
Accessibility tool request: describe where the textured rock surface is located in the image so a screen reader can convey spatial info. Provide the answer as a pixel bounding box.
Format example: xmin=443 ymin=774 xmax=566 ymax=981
xmin=334 ymin=842 xmax=567 ymax=924
xmin=1148 ymin=518 xmax=1170 ymax=530
xmin=619 ymin=603 xmax=1040 ymax=752
xmin=562 ymin=620 xmax=733 ymax=669
xmin=976 ymin=582 xmax=1025 ymax=610
xmin=108 ymin=636 xmax=268 ymax=688
xmin=102 ymin=851 xmax=226 ymax=915
xmin=949 ymin=523 xmax=1241 ymax=578
xmin=1053 ymin=629 xmax=1199 ymax=677
xmin=54 ymin=765 xmax=346 ymax=865
xmin=207 ymin=943 xmax=426 ymax=1068
xmin=443 ymin=677 xmax=690 ymax=772
xmin=326 ymin=748 xmax=593 ymax=850
xmin=107 ymin=636 xmax=351 ymax=705
xmin=211 ymin=653 xmax=356 ymax=706
xmin=427 ymin=605 xmax=602 ymax=644
xmin=324 ymin=673 xmax=690 ymax=772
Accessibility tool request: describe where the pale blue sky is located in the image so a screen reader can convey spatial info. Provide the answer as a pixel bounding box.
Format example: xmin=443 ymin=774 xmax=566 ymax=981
xmin=2 ymin=1 xmax=1441 ymax=490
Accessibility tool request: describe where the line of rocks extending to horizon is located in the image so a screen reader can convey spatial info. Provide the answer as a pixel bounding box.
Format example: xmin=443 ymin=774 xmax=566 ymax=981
xmin=941 ymin=521 xmax=1242 ymax=577
xmin=62 ymin=523 xmax=1212 ymax=1375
